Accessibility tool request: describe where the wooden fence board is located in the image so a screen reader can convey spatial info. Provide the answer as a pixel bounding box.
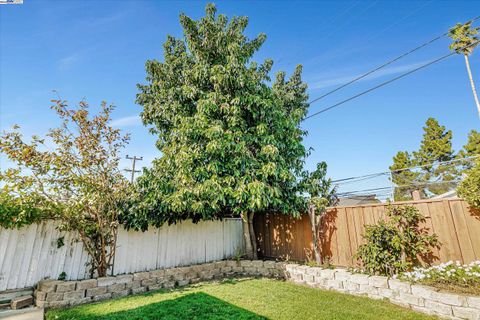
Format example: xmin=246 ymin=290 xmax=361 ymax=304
xmin=254 ymin=199 xmax=480 ymax=267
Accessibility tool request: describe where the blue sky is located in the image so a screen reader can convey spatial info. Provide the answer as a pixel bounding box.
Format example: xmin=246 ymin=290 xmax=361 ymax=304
xmin=1 ymin=0 xmax=479 ymax=196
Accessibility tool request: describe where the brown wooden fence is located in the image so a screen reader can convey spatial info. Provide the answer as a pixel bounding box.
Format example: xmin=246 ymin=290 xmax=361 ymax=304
xmin=254 ymin=199 xmax=480 ymax=267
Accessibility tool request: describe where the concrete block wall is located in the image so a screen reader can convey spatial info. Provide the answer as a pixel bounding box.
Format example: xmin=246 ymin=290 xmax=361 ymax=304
xmin=285 ymin=264 xmax=480 ymax=320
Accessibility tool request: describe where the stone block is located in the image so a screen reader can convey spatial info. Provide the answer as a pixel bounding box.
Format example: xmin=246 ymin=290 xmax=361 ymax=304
xmin=93 ymin=293 xmax=112 ymax=301
xmin=263 ymin=261 xmax=276 ymax=269
xmin=108 ymin=283 xmax=126 ymax=293
xmin=317 ymin=269 xmax=336 ymax=280
xmin=226 ymin=260 xmax=239 ymax=267
xmin=388 ymin=279 xmax=411 ymax=294
xmin=97 ymin=277 xmax=117 ymax=287
xmin=452 ymin=306 xmax=480 ymax=320
xmin=258 ymin=268 xmax=271 ymax=277
xmin=252 ymin=260 xmax=264 ymax=268
xmin=150 ymin=269 xmax=165 ymax=278
xmin=349 ymin=274 xmax=370 ymax=285
xmin=163 ymin=281 xmax=175 ymax=289
xmin=11 ymin=295 xmax=33 ymax=310
xmin=199 ymin=271 xmax=214 ymax=280
xmin=424 ymin=300 xmax=453 ymax=316
xmin=232 ymin=266 xmax=243 ymax=273
xmin=467 ymin=296 xmax=480 ymax=310
xmin=368 ymin=276 xmax=388 ymax=288
xmin=433 ymin=292 xmax=466 ymax=306
xmin=243 ymin=267 xmax=257 ymax=274
xmin=35 ymin=291 xmax=47 ymax=301
xmin=48 ymin=300 xmax=70 ymax=308
xmin=63 ymin=290 xmax=85 ymax=300
xmin=221 ymin=266 xmax=232 ymax=273
xmin=190 ymin=278 xmax=201 ymax=284
xmin=344 ymin=282 xmax=359 ymax=292
xmin=399 ymin=292 xmax=424 ymax=307
xmin=132 ymin=287 xmax=147 ymax=294
xmin=377 ymin=288 xmax=396 ymax=299
xmin=240 ymin=260 xmax=254 ymax=268
xmin=69 ymin=297 xmax=91 ymax=306
xmin=55 ymin=281 xmax=76 ymax=293
xmin=148 ymin=284 xmax=162 ymax=291
xmin=115 ymin=274 xmax=133 ymax=284
xmin=133 ymin=272 xmax=150 ymax=281
xmin=112 ymin=289 xmax=130 ymax=299
xmin=334 ymin=270 xmax=352 ymax=281
xmin=126 ymin=280 xmax=141 ymax=289
xmin=177 ymin=279 xmax=190 ymax=287
xmin=411 ymin=284 xmax=437 ymax=300
xmin=37 ymin=280 xmax=60 ymax=293
xmin=325 ymin=279 xmax=343 ymax=290
xmin=214 ymin=261 xmax=226 ymax=269
xmin=76 ymin=279 xmax=97 ymax=290
xmin=46 ymin=292 xmax=64 ymax=302
xmin=411 ymin=305 xmax=435 ymax=316
xmin=285 ymin=264 xmax=297 ymax=273
xmin=141 ymin=279 xmax=156 ymax=287
xmin=359 ymin=284 xmax=377 ymax=295
xmin=86 ymin=286 xmax=107 ymax=297
xmin=303 ymin=274 xmax=315 ymax=283
xmin=173 ymin=273 xmax=186 ymax=281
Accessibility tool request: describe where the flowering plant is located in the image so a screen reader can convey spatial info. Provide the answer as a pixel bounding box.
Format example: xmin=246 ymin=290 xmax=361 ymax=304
xmin=398 ymin=260 xmax=480 ymax=294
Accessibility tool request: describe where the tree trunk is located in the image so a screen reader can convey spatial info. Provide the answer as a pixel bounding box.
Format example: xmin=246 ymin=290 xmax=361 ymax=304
xmin=464 ymin=55 xmax=480 ymax=118
xmin=242 ymin=213 xmax=254 ymax=259
xmin=308 ymin=204 xmax=321 ymax=265
xmin=248 ymin=212 xmax=258 ymax=260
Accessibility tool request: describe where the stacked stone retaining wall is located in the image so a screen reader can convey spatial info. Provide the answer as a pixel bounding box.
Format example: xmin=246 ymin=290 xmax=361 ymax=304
xmin=32 ymin=261 xmax=480 ymax=319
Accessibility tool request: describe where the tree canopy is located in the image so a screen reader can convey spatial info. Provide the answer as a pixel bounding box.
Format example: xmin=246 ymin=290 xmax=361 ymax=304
xmin=122 ymin=4 xmax=310 ymax=256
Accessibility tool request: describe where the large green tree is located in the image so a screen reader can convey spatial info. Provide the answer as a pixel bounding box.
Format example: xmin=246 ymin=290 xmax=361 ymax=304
xmin=390 ymin=118 xmax=456 ymax=200
xmin=124 ymin=4 xmax=309 ymax=258
xmin=414 ymin=118 xmax=456 ymax=196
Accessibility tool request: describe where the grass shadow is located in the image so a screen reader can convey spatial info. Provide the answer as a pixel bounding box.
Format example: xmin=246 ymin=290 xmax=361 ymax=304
xmin=59 ymin=292 xmax=268 ymax=320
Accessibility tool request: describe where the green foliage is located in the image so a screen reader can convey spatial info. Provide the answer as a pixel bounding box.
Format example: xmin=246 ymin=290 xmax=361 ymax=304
xmin=123 ymin=4 xmax=309 ymax=231
xmin=0 ymin=192 xmax=51 ymax=229
xmin=390 ymin=118 xmax=457 ymax=200
xmin=355 ymin=205 xmax=439 ymax=276
xmin=301 ymin=162 xmax=337 ymax=213
xmin=449 ymin=21 xmax=480 ymax=56
xmin=389 ymin=151 xmax=420 ymax=201
xmin=0 ymin=100 xmax=130 ymax=277
xmin=457 ymin=157 xmax=480 ymax=209
xmin=58 ymin=272 xmax=67 ymax=281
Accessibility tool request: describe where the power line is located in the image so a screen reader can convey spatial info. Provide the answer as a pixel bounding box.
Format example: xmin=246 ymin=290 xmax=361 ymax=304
xmin=307 ymin=15 xmax=480 ymax=106
xmin=304 ymin=39 xmax=480 ymax=120
xmin=332 ymin=155 xmax=478 ymax=184
xmin=336 ymin=179 xmax=462 ymax=197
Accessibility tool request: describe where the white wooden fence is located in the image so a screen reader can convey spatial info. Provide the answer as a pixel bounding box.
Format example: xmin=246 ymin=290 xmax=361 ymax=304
xmin=0 ymin=219 xmax=244 ymax=291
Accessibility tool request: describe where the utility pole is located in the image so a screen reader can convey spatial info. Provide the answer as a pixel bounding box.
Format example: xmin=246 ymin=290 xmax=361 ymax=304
xmin=125 ymin=155 xmax=143 ymax=183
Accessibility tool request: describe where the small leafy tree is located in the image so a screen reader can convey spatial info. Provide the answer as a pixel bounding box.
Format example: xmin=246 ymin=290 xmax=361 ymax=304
xmin=355 ymin=205 xmax=439 ymax=276
xmin=0 ymin=99 xmax=130 ymax=277
xmin=301 ymin=162 xmax=337 ymax=265
xmin=126 ymin=4 xmax=309 ymax=258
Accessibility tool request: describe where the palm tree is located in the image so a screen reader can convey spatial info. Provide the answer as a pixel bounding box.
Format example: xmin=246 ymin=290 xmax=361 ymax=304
xmin=449 ymin=21 xmax=480 ymax=118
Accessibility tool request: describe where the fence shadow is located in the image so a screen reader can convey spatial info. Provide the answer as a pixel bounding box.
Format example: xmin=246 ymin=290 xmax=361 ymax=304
xmin=319 ymin=209 xmax=338 ymax=262
xmin=69 ymin=292 xmax=267 ymax=320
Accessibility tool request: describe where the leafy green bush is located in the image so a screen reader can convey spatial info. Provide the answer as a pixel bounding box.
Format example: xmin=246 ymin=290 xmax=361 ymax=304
xmin=355 ymin=205 xmax=439 ymax=276
xmin=457 ymin=157 xmax=480 ymax=209
xmin=0 ymin=192 xmax=51 ymax=229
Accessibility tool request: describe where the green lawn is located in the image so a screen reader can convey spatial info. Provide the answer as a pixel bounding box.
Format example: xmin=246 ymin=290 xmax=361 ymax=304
xmin=46 ymin=278 xmax=436 ymax=320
